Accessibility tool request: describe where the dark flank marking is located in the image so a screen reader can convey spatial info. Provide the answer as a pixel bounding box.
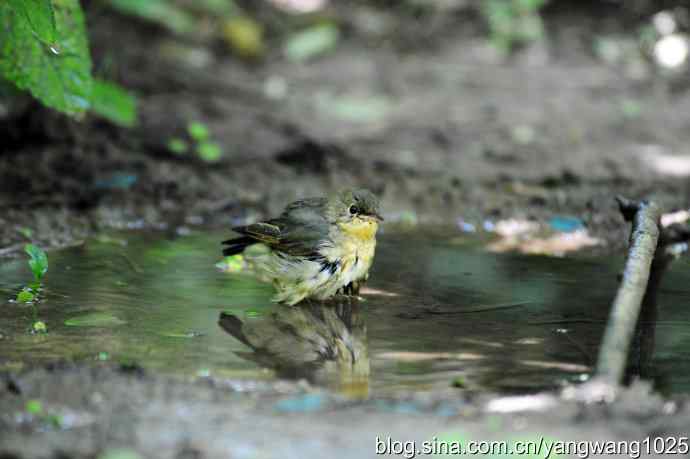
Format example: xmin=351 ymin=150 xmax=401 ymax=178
xmin=320 ymin=259 xmax=340 ymax=274
xmin=221 ymin=236 xmax=255 ymax=256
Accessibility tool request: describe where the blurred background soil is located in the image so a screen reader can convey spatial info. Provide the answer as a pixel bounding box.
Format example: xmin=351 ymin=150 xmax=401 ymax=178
xmin=2 ymin=0 xmax=690 ymax=253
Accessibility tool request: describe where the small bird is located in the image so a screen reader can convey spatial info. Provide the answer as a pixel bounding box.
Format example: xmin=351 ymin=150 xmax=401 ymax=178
xmin=222 ymin=188 xmax=382 ymax=305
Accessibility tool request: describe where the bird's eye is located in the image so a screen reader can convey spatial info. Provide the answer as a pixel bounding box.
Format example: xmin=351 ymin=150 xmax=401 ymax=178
xmin=349 ymin=205 xmax=359 ymax=215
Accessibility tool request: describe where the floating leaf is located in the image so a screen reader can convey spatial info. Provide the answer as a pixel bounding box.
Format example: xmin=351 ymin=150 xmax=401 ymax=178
xmin=64 ymin=312 xmax=127 ymax=327
xmin=0 ymin=0 xmax=93 ymax=115
xmin=284 ymin=23 xmax=339 ymax=62
xmin=25 ymin=244 xmax=48 ymax=282
xmin=16 ymin=287 xmax=35 ymax=303
xmin=90 ymin=78 xmax=137 ymax=127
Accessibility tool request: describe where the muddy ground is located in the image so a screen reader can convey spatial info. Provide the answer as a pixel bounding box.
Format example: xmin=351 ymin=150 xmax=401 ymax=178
xmin=2 ymin=2 xmax=690 ymax=254
xmin=1 ymin=365 xmax=690 ymax=459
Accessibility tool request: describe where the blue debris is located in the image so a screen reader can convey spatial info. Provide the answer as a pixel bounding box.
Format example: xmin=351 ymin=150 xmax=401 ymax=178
xmin=434 ymin=405 xmax=458 ymax=417
xmin=274 ymin=393 xmax=327 ymax=413
xmin=95 ymin=173 xmax=138 ymax=190
xmin=374 ymin=400 xmax=421 ymax=414
xmin=456 ymin=219 xmax=477 ymax=233
xmin=548 ymin=216 xmax=584 ymax=233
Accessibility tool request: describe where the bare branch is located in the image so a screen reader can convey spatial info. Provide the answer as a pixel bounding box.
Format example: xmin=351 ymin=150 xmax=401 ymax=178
xmin=596 ymin=199 xmax=661 ymax=385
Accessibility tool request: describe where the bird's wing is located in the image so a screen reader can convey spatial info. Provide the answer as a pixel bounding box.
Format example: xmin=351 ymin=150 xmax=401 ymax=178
xmin=232 ymin=198 xmax=329 ymax=257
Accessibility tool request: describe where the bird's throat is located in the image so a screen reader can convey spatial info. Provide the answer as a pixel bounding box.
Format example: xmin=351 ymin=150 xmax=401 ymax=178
xmin=337 ymin=219 xmax=379 ymax=242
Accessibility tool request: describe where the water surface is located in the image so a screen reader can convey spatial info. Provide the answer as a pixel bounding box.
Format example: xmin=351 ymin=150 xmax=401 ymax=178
xmin=2 ymin=229 xmax=690 ymax=396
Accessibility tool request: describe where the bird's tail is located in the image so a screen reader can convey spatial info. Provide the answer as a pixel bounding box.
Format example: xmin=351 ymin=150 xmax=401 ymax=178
xmin=221 ymin=236 xmax=255 ymax=256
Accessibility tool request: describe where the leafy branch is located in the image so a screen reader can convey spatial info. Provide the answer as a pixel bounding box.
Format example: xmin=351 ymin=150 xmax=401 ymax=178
xmin=0 ymin=0 xmax=136 ymax=126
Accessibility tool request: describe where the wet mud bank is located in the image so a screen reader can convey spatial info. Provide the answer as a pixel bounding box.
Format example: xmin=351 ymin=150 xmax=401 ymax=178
xmin=1 ymin=365 xmax=689 ymax=459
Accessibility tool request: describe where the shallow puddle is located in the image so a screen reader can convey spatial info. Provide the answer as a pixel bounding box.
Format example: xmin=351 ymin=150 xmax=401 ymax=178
xmin=2 ymin=229 xmax=690 ymax=397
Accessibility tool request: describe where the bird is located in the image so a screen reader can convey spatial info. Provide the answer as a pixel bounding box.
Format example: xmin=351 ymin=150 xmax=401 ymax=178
xmin=221 ymin=188 xmax=383 ymax=305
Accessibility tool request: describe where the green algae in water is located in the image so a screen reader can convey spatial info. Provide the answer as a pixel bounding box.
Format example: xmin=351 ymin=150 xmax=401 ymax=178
xmin=159 ymin=331 xmax=203 ymax=339
xmin=65 ymin=312 xmax=127 ymax=327
xmin=16 ymin=287 xmax=35 ymax=303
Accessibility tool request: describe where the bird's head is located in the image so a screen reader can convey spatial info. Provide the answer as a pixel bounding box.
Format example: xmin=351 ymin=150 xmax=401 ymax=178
xmin=327 ymin=189 xmax=383 ymax=236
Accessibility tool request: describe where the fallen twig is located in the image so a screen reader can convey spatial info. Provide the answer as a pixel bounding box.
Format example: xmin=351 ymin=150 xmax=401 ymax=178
xmin=423 ymin=301 xmax=531 ymax=315
xmin=595 ymin=197 xmax=662 ymax=384
xmin=564 ymin=197 xmax=662 ymax=402
xmin=0 ymin=243 xmax=24 ymax=257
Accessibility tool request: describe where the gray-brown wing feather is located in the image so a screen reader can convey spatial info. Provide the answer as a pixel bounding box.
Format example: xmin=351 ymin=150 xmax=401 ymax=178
xmin=224 ymin=198 xmax=329 ymax=257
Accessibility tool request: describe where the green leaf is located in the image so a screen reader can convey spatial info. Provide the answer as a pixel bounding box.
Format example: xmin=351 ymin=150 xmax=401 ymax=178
xmin=0 ymin=0 xmax=93 ymax=116
xmin=284 ymin=23 xmax=339 ymax=62
xmin=90 ymin=78 xmax=137 ymax=127
xmin=7 ymin=0 xmax=57 ymax=44
xmin=17 ymin=227 xmax=33 ymax=239
xmin=64 ymin=312 xmax=127 ymax=327
xmin=16 ymin=287 xmax=35 ymax=303
xmin=187 ymin=121 xmax=209 ymax=141
xmin=107 ymin=0 xmax=195 ymax=35
xmin=25 ymin=244 xmax=48 ymax=282
xmin=32 ymin=320 xmax=47 ymax=333
xmin=25 ymin=399 xmax=43 ymax=414
xmin=168 ymin=138 xmax=188 ymax=155
xmin=197 ymin=141 xmax=222 ymax=162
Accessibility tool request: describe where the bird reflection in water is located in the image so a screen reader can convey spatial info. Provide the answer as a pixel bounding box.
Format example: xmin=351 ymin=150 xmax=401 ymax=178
xmin=218 ymin=302 xmax=369 ymax=398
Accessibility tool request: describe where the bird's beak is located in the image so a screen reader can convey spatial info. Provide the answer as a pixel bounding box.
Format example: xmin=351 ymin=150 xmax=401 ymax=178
xmin=362 ymin=212 xmax=384 ymax=222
